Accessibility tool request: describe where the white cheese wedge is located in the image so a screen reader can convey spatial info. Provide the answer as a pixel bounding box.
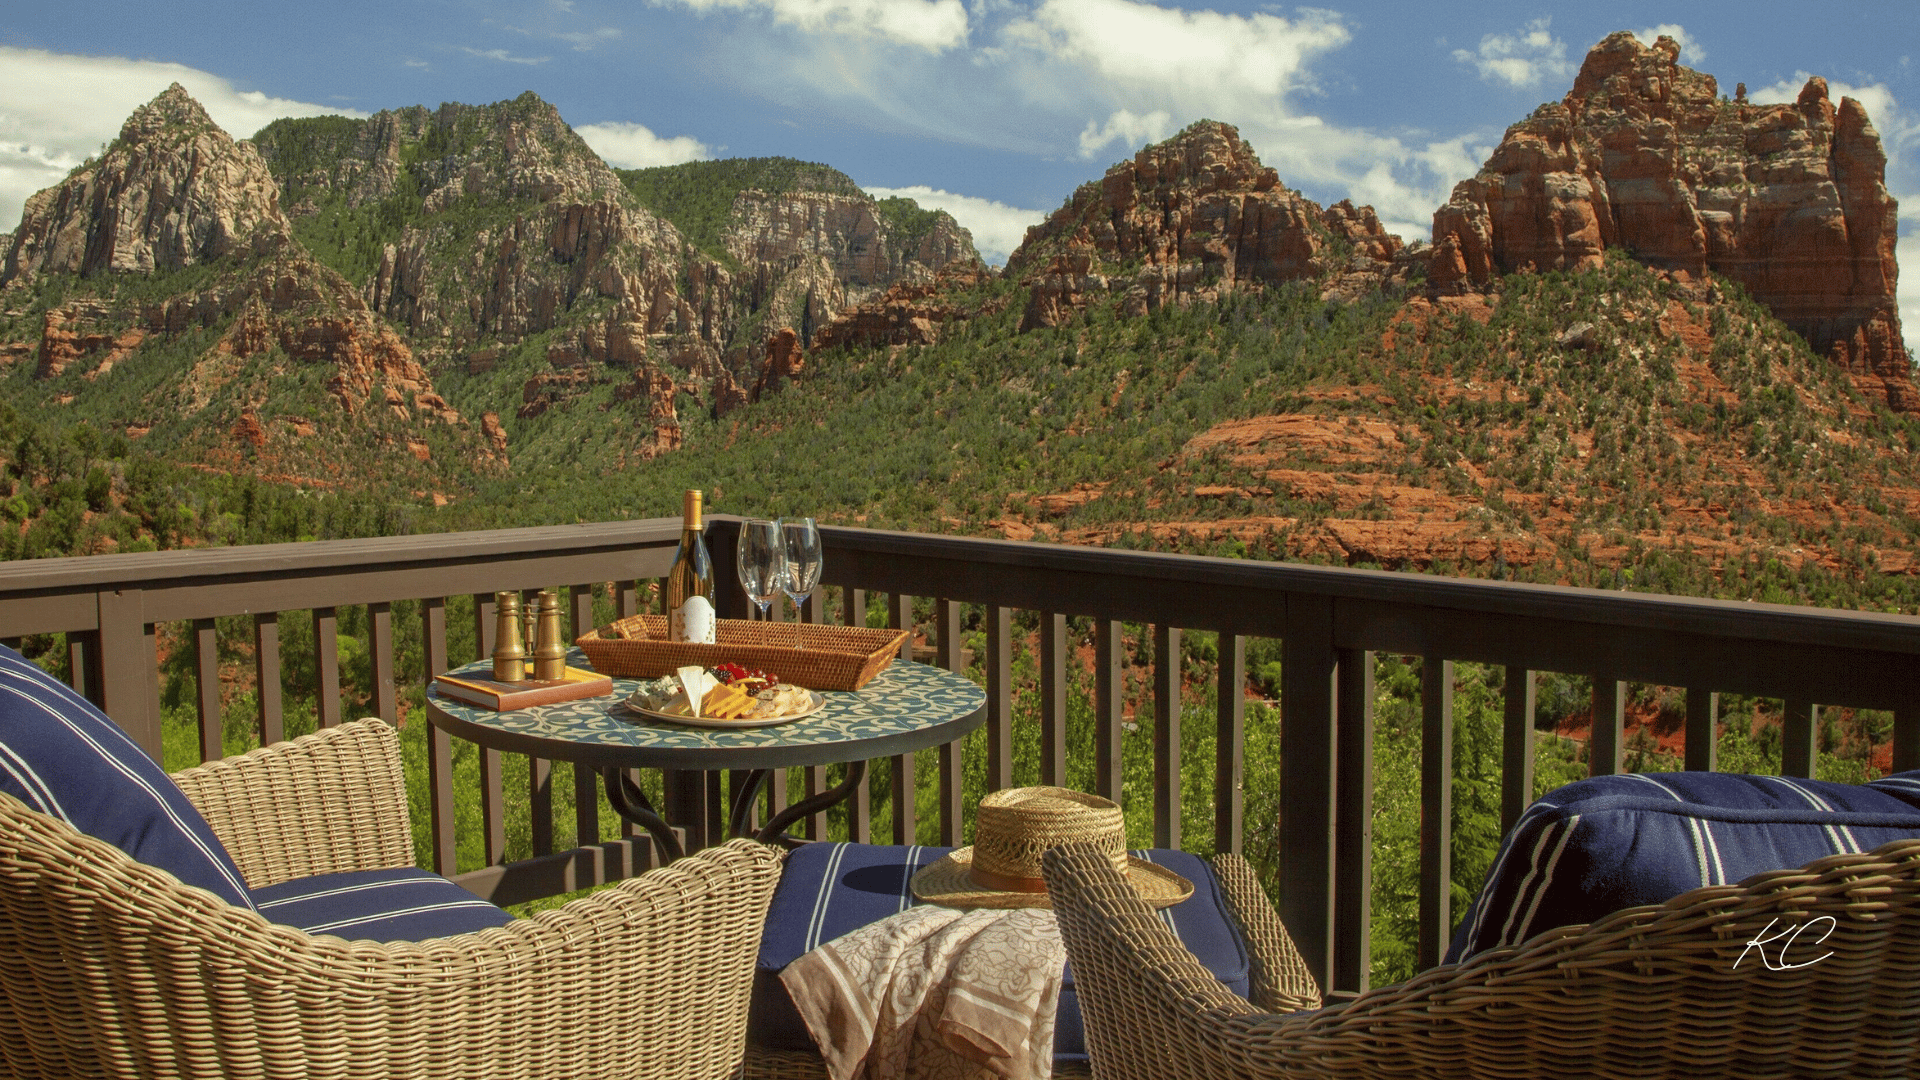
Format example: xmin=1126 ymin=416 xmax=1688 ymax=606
xmin=677 ymin=665 xmax=716 ymax=719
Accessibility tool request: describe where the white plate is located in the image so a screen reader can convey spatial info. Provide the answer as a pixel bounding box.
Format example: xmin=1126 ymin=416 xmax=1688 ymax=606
xmin=621 ymin=689 xmax=826 ymax=729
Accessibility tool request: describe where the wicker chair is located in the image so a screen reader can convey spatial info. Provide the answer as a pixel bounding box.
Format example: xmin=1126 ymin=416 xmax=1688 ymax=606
xmin=0 ymin=718 xmax=784 ymax=1080
xmin=1042 ymin=839 xmax=1920 ymax=1079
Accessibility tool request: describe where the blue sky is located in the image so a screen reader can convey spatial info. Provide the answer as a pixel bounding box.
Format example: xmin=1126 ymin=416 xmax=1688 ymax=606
xmin=2 ymin=2 xmax=1916 ymax=336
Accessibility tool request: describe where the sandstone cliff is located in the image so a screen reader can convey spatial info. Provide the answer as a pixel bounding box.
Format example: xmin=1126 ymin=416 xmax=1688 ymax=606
xmin=1431 ymin=32 xmax=1910 ymax=410
xmin=3 ymin=85 xmax=290 ymax=282
xmin=723 ymin=187 xmax=978 ymax=344
xmin=1000 ymin=120 xmax=1412 ymax=331
xmin=0 ymin=85 xmax=492 ymax=485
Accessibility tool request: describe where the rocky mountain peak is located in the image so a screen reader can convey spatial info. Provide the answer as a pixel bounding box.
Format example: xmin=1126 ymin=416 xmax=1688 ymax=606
xmin=118 ymin=82 xmax=224 ymax=145
xmin=1001 ymin=119 xmax=1409 ymax=331
xmin=2 ymin=84 xmax=290 ymax=284
xmin=1431 ymin=31 xmax=1911 ymax=411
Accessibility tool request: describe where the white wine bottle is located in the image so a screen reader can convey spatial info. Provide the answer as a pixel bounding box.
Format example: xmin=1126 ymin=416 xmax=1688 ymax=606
xmin=666 ymin=489 xmax=716 ymax=643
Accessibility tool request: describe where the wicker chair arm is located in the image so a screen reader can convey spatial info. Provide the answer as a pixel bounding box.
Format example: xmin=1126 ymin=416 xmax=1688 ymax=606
xmin=171 ymin=718 xmax=415 ymax=888
xmin=0 ymin=798 xmax=786 ymax=1080
xmin=1209 ymin=852 xmax=1322 ymax=1013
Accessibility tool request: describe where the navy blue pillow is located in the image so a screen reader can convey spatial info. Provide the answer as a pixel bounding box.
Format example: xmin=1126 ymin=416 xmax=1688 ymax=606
xmin=0 ymin=645 xmax=255 ymax=910
xmin=1447 ymin=771 xmax=1920 ymax=965
xmin=751 ymin=843 xmax=1249 ymax=1062
xmin=253 ymin=866 xmax=513 ymax=942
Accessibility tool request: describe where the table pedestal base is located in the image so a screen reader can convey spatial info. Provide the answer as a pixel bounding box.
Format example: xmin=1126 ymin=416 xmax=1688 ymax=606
xmin=602 ymin=760 xmax=870 ymax=862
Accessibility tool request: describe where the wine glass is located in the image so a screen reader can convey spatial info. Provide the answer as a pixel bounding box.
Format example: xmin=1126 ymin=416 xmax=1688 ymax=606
xmin=779 ymin=517 xmax=823 ymax=619
xmin=736 ymin=519 xmax=787 ymax=620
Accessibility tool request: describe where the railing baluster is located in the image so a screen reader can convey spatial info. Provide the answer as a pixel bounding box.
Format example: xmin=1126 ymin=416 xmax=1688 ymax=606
xmin=1589 ymin=677 xmax=1623 ymax=776
xmin=66 ymin=630 xmax=101 ymax=706
xmin=1896 ymin=706 xmax=1920 ymax=773
xmin=421 ymin=597 xmax=456 ymax=874
xmin=1332 ymin=647 xmax=1373 ymax=996
xmin=889 ymin=593 xmax=917 ymax=843
xmin=313 ymin=608 xmax=341 ymax=728
xmin=471 ymin=594 xmax=507 ymax=865
xmin=530 ymin=758 xmax=554 ymax=856
xmin=1280 ymin=595 xmax=1337 ymax=991
xmin=1685 ymin=688 xmax=1718 ymax=772
xmin=1500 ymin=667 xmax=1536 ymax=836
xmin=803 ymin=763 xmax=826 ymax=841
xmin=1782 ymin=698 xmax=1817 ymax=778
xmin=1153 ymin=624 xmax=1181 ymax=850
xmin=986 ymin=605 xmax=1013 ymax=794
xmin=1214 ymin=634 xmax=1245 ymax=856
xmin=253 ymin=613 xmax=283 ymax=745
xmin=767 ymin=767 xmax=788 ymax=832
xmin=1418 ymin=658 xmax=1454 ymax=971
xmin=193 ymin=618 xmax=221 ymax=762
xmin=368 ymin=601 xmax=397 ymax=724
xmin=1094 ymin=620 xmax=1125 ymax=804
xmin=1041 ymin=614 xmax=1068 ymax=788
xmin=616 ymin=579 xmax=638 ymax=619
xmin=937 ymin=598 xmax=965 ymax=844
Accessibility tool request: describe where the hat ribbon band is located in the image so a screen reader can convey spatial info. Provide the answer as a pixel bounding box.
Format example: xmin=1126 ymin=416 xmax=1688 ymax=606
xmin=967 ymin=865 xmax=1049 ymax=894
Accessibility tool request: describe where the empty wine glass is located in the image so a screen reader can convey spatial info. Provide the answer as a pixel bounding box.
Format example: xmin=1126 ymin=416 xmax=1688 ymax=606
xmin=779 ymin=517 xmax=823 ymax=618
xmin=736 ymin=519 xmax=787 ymax=620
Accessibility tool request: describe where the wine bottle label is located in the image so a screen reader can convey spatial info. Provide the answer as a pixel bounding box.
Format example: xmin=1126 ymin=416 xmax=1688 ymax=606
xmin=672 ymin=595 xmax=716 ymax=644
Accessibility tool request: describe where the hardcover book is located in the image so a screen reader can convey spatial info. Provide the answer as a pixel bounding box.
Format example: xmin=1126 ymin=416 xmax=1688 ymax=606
xmin=433 ymin=667 xmax=614 ymax=711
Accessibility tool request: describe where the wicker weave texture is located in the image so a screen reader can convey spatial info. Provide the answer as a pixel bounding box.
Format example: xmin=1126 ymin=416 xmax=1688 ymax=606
xmin=1208 ymin=853 xmax=1322 ymax=1015
xmin=577 ymin=614 xmax=908 ymax=689
xmin=0 ymin=733 xmax=785 ymax=1079
xmin=171 ymin=718 xmax=414 ymax=888
xmin=1043 ymin=839 xmax=1920 ymax=1079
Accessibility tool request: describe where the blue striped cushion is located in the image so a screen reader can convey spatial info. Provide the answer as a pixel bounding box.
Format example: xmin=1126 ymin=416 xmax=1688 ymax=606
xmin=1447 ymin=771 xmax=1920 ymax=965
xmin=0 ymin=645 xmax=254 ymax=910
xmin=751 ymin=843 xmax=1249 ymax=1062
xmin=252 ymin=866 xmax=514 ymax=941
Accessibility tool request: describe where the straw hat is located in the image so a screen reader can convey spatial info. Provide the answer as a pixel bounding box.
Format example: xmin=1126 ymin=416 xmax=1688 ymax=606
xmin=910 ymin=786 xmax=1192 ymax=909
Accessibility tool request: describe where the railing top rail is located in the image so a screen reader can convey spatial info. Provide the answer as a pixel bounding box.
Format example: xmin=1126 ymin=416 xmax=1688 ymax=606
xmin=792 ymin=522 xmax=1920 ymax=657
xmin=0 ymin=520 xmax=683 ymax=595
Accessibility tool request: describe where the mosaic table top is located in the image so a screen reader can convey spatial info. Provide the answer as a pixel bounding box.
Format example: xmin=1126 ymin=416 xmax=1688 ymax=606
xmin=425 ymin=649 xmax=986 ymax=770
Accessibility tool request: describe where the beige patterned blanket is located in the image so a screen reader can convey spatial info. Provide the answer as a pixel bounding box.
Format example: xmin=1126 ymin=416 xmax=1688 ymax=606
xmin=780 ymin=904 xmax=1066 ymax=1080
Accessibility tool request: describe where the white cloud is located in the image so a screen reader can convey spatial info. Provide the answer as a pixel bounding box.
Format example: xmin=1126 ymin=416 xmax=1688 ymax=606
xmin=575 ymin=121 xmax=713 ymax=168
xmin=862 ymin=184 xmax=1047 ymax=264
xmin=0 ymin=46 xmax=366 ymax=233
xmin=1077 ymin=108 xmax=1172 ymax=158
xmin=554 ymin=28 xmax=624 ymax=49
xmin=660 ymin=0 xmax=969 ymax=51
xmin=461 ymin=47 xmax=550 ymax=64
xmin=1451 ymin=17 xmax=1572 ymax=90
xmin=1633 ymin=24 xmax=1705 ymax=66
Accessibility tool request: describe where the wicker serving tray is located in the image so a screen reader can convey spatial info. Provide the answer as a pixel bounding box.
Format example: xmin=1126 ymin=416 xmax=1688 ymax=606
xmin=575 ymin=614 xmax=910 ymax=690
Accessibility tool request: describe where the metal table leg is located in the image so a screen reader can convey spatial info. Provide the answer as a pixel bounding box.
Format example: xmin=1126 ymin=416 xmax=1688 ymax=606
xmin=752 ymin=759 xmax=866 ymax=846
xmin=601 ymin=765 xmax=684 ymax=863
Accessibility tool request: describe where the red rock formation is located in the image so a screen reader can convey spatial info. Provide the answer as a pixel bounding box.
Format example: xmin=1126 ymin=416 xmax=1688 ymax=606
xmin=480 ymin=412 xmax=509 ymax=458
xmin=232 ymin=411 xmax=267 ymax=449
xmin=750 ymin=328 xmax=805 ymax=402
xmin=1432 ymin=31 xmax=1911 ymax=410
xmin=709 ymin=368 xmax=749 ymax=418
xmin=34 ymin=304 xmax=146 ymax=379
xmin=1001 ymin=121 xmax=1407 ymax=330
xmin=811 ymin=265 xmax=992 ymax=350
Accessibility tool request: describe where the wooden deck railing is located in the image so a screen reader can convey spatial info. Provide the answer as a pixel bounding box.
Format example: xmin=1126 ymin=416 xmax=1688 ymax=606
xmin=3 ymin=515 xmax=1917 ymax=999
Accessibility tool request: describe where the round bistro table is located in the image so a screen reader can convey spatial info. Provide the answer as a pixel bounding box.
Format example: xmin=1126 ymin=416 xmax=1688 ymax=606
xmin=425 ymin=650 xmax=986 ymax=861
